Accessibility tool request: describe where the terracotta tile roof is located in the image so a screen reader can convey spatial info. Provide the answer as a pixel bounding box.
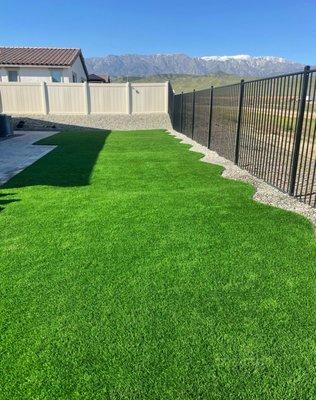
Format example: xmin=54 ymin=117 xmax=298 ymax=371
xmin=0 ymin=47 xmax=80 ymax=67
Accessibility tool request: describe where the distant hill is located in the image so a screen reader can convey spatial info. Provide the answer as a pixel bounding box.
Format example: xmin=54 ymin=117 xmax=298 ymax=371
xmin=86 ymin=54 xmax=305 ymax=78
xmin=112 ymin=73 xmax=256 ymax=93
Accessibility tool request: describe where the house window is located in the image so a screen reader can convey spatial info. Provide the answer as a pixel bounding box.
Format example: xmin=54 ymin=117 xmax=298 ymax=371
xmin=72 ymin=72 xmax=77 ymax=83
xmin=51 ymin=70 xmax=62 ymax=83
xmin=8 ymin=70 xmax=18 ymax=82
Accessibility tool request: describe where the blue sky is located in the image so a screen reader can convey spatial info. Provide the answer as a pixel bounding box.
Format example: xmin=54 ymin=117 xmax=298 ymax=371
xmin=0 ymin=0 xmax=315 ymax=64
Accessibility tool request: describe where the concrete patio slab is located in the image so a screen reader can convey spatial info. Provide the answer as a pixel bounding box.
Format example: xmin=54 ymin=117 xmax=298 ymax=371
xmin=0 ymin=131 xmax=57 ymax=185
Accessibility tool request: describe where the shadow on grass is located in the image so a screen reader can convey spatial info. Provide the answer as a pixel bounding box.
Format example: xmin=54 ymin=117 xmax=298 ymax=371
xmin=0 ymin=193 xmax=20 ymax=212
xmin=2 ymin=129 xmax=110 ymax=189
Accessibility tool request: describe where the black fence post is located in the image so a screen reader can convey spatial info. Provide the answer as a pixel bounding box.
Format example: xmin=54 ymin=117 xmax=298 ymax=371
xmin=289 ymin=66 xmax=310 ymax=196
xmin=172 ymin=90 xmax=175 ymax=128
xmin=207 ymin=86 xmax=214 ymax=149
xmin=172 ymin=91 xmax=175 ymax=127
xmin=234 ymin=79 xmax=245 ymax=165
xmin=180 ymin=91 xmax=184 ymax=133
xmin=191 ymin=89 xmax=196 ymax=139
xmin=168 ymin=81 xmax=174 ymax=126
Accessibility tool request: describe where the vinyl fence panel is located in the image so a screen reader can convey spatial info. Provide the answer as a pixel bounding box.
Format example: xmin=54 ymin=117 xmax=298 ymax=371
xmin=0 ymin=82 xmax=169 ymax=115
xmin=0 ymin=82 xmax=43 ymax=114
xmin=46 ymin=83 xmax=86 ymax=114
xmin=131 ymin=83 xmax=167 ymax=113
xmin=89 ymin=83 xmax=127 ymax=114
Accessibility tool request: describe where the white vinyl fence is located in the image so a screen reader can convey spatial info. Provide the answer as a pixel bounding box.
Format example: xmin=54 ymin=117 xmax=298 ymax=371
xmin=0 ymin=82 xmax=169 ymax=115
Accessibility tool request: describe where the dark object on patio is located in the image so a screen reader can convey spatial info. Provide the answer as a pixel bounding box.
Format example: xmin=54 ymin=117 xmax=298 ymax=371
xmin=0 ymin=115 xmax=13 ymax=137
xmin=44 ymin=124 xmax=56 ymax=130
xmin=41 ymin=123 xmax=56 ymax=130
xmin=16 ymin=120 xmax=25 ymax=130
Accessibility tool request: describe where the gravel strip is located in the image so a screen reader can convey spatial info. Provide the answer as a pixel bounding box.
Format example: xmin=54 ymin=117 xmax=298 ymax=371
xmin=11 ymin=114 xmax=172 ymax=131
xmin=169 ymin=129 xmax=316 ymax=230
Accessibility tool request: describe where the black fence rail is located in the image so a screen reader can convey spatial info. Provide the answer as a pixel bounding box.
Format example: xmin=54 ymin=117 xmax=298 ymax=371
xmin=171 ymin=66 xmax=316 ymax=208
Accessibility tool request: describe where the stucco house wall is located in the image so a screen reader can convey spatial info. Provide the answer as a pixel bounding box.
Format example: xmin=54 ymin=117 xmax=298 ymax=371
xmin=0 ymin=56 xmax=87 ymax=83
xmin=0 ymin=67 xmax=59 ymax=83
xmin=64 ymin=56 xmax=87 ymax=82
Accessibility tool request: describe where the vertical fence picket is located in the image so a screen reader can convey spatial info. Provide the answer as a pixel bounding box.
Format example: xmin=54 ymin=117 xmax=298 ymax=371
xmin=207 ymin=86 xmax=214 ymax=149
xmin=180 ymin=91 xmax=184 ymax=133
xmin=234 ymin=80 xmax=245 ymax=165
xmin=191 ymin=89 xmax=196 ymax=139
xmin=289 ymin=66 xmax=310 ymax=196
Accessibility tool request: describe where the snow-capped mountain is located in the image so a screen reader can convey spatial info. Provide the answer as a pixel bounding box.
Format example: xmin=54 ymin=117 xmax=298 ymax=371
xmin=201 ymin=55 xmax=254 ymax=61
xmin=197 ymin=55 xmax=302 ymax=76
xmin=86 ymin=54 xmax=305 ymax=77
xmin=200 ymin=55 xmax=287 ymax=62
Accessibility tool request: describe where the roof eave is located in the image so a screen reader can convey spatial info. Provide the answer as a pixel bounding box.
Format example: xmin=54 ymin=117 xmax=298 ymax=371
xmin=0 ymin=64 xmax=67 ymax=68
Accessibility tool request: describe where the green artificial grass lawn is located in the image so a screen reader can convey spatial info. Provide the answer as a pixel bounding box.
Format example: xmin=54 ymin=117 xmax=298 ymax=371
xmin=0 ymin=129 xmax=315 ymax=400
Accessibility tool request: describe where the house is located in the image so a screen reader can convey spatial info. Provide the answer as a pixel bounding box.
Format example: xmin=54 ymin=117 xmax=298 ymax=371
xmin=88 ymin=74 xmax=111 ymax=83
xmin=0 ymin=47 xmax=88 ymax=83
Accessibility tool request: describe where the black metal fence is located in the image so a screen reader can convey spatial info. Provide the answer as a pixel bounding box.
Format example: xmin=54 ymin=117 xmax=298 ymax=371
xmin=171 ymin=66 xmax=316 ymax=208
